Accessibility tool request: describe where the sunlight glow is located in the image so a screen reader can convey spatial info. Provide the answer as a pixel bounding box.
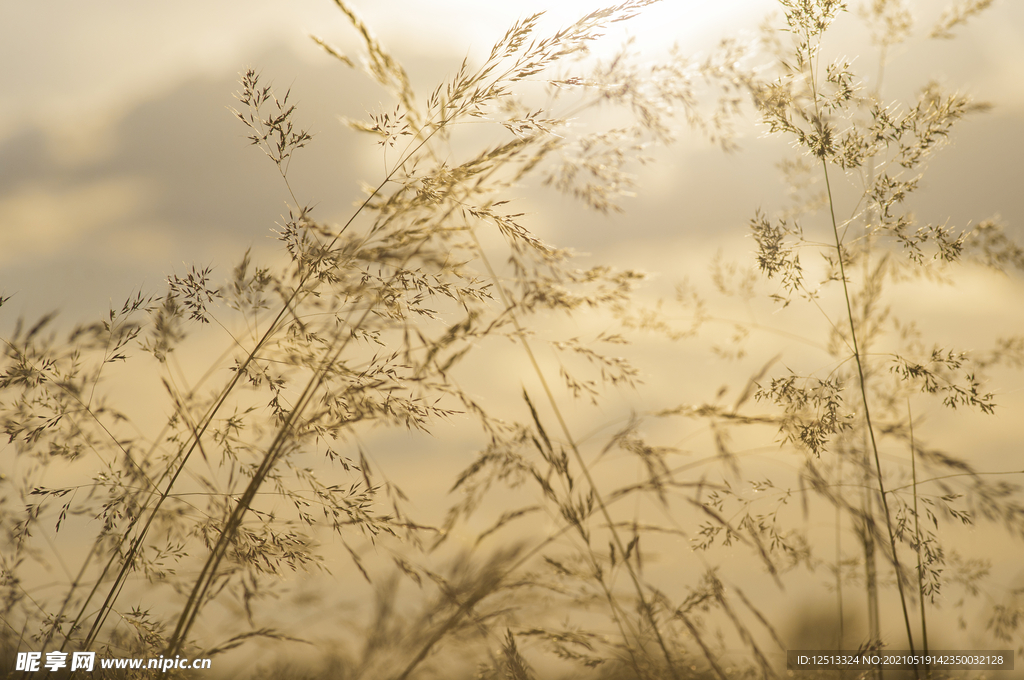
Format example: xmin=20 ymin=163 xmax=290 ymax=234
xmin=372 ymin=0 xmax=777 ymax=58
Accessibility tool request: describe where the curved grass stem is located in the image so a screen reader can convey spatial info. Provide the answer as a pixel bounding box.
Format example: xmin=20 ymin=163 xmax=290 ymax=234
xmin=469 ymin=230 xmax=682 ymax=680
xmin=822 ymin=158 xmax=918 ymax=678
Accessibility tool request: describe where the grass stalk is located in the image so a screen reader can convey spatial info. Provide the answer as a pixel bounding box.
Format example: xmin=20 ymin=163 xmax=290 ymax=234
xmin=821 ymin=159 xmax=917 ymax=678
xmin=798 ymin=15 xmax=916 ymax=661
xmin=469 ymin=231 xmax=677 ymax=680
xmin=5 ymin=3 xmax=1020 ymax=678
xmin=835 ymin=455 xmax=844 ymax=654
xmin=908 ymin=399 xmax=931 ymax=680
xmin=74 ymin=91 xmax=446 ymax=659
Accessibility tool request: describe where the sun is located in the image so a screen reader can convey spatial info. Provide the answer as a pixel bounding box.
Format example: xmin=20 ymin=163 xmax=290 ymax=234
xmin=362 ymin=0 xmax=777 ymax=61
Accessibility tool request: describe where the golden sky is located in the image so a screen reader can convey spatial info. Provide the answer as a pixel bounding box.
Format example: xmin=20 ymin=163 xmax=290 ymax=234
xmin=2 ymin=0 xmax=1024 ymax=667
xmin=2 ymin=0 xmax=1022 ymax=318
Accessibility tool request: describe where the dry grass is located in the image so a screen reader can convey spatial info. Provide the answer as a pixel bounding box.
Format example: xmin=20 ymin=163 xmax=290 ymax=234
xmin=2 ymin=1 xmax=1023 ymax=679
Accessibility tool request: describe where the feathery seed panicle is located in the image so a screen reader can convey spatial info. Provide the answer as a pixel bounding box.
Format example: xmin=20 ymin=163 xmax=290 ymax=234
xmin=2 ymin=0 xmax=1022 ymax=677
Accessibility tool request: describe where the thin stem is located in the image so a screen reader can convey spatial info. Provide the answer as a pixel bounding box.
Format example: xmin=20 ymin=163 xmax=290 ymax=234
xmin=71 ymin=112 xmax=446 ymax=663
xmin=469 ymin=231 xmax=662 ymax=680
xmin=822 ymin=158 xmax=918 ymax=677
xmin=835 ymin=454 xmax=844 ymax=654
xmin=908 ymin=399 xmax=931 ymax=680
xmin=168 ymin=248 xmax=412 ymax=654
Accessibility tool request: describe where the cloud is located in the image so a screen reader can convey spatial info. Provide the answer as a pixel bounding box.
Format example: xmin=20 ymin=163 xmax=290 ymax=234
xmin=0 ymin=176 xmax=155 ymax=262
